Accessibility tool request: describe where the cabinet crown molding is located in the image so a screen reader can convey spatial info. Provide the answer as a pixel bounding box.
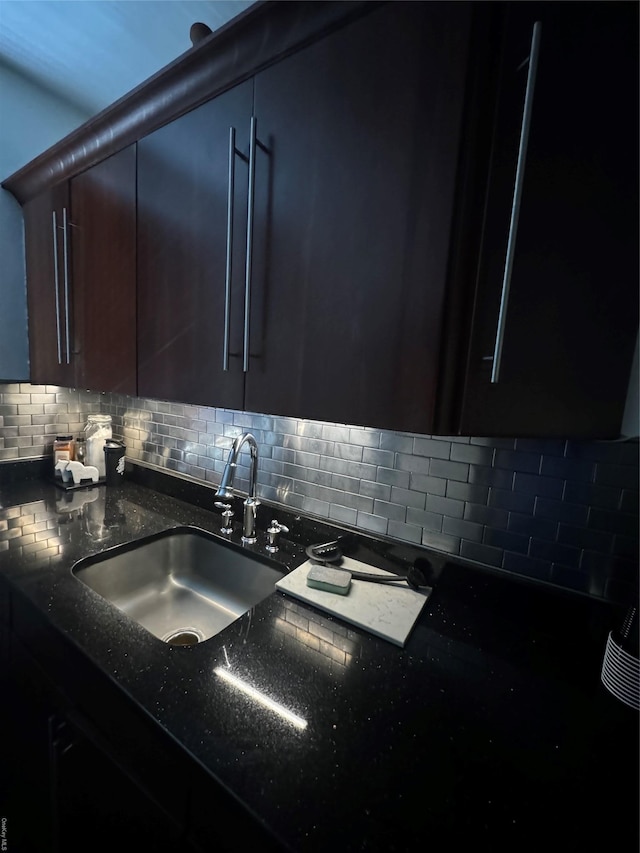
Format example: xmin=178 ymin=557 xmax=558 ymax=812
xmin=1 ymin=0 xmax=371 ymax=205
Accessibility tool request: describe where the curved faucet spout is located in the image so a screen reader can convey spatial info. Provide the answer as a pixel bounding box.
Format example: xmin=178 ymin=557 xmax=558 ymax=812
xmin=215 ymin=432 xmax=260 ymax=543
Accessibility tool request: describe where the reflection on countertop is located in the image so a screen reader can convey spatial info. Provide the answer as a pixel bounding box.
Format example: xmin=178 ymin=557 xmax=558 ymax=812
xmin=0 ymin=467 xmax=638 ymax=851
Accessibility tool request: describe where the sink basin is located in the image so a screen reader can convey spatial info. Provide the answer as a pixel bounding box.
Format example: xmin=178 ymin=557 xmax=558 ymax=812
xmin=72 ymin=526 xmax=284 ymax=645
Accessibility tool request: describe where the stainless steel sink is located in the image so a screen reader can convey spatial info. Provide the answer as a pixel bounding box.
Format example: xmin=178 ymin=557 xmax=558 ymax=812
xmin=72 ymin=526 xmax=284 ymax=645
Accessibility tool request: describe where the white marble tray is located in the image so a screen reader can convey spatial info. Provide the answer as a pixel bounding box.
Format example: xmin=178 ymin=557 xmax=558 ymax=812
xmin=276 ymin=555 xmax=432 ymax=648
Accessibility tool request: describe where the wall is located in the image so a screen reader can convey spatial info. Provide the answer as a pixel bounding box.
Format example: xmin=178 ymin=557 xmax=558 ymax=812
xmin=0 ymin=382 xmax=637 ymax=606
xmin=0 ymin=62 xmax=90 ymax=381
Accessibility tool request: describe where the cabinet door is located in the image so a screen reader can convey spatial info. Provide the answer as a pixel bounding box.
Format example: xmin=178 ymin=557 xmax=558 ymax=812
xmin=70 ymin=145 xmax=137 ymax=394
xmin=137 ymin=81 xmax=252 ymax=408
xmin=24 ymin=182 xmax=75 ymax=386
xmin=51 ymin=716 xmax=184 ymax=851
xmin=24 ymin=149 xmax=137 ymax=393
xmin=246 ymin=2 xmax=473 ymax=432
xmin=6 ymin=633 xmax=186 ymax=853
xmin=458 ymin=2 xmax=639 ymax=438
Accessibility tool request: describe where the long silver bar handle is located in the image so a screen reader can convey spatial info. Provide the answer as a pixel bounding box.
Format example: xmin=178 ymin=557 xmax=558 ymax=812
xmin=491 ymin=21 xmax=542 ymax=384
xmin=62 ymin=207 xmax=71 ymax=364
xmin=243 ymin=115 xmax=257 ymax=373
xmin=223 ymin=127 xmax=236 ymax=371
xmin=52 ymin=211 xmax=63 ymax=364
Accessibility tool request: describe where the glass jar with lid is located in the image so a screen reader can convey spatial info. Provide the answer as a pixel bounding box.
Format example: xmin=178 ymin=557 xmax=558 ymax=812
xmin=53 ymin=435 xmax=74 ymax=477
xmin=84 ymin=414 xmax=112 ymax=478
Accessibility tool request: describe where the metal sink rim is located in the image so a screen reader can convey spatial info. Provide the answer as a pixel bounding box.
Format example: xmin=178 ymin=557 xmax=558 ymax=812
xmin=71 ymin=525 xmax=285 ymax=646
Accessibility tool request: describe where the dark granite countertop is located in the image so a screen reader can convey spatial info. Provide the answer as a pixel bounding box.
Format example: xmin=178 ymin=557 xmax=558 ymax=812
xmin=1 ymin=462 xmax=638 ymax=850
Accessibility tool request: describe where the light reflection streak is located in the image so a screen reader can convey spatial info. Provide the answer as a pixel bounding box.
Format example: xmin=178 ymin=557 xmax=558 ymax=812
xmin=214 ymin=667 xmax=307 ymax=730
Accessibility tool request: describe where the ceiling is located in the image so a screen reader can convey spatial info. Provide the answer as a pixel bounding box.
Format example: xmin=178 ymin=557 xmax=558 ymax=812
xmin=0 ymin=1 xmax=256 ymax=118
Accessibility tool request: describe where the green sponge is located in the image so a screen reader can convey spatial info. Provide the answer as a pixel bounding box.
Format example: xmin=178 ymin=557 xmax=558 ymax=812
xmin=306 ymin=565 xmax=352 ymax=595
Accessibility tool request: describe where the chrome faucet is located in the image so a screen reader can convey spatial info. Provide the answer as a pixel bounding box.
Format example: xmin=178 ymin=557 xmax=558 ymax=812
xmin=214 ymin=432 xmax=260 ymax=543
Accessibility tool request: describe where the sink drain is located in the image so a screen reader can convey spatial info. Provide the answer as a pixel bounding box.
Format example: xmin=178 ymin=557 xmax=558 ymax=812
xmin=163 ymin=628 xmax=203 ymax=647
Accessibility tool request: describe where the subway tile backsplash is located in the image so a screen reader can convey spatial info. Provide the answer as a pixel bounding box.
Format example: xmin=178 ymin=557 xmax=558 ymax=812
xmin=0 ymin=384 xmax=102 ymax=459
xmin=1 ymin=382 xmax=637 ymax=604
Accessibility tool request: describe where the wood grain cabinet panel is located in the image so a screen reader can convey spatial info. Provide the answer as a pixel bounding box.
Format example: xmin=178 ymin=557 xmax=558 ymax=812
xmin=12 ymin=1 xmax=638 ymax=438
xmin=70 ymin=145 xmax=137 ymax=395
xmin=137 ymin=3 xmax=479 ymax=433
xmin=246 ymin=1 xmax=474 ymax=433
xmin=24 ymin=182 xmax=74 ymax=387
xmin=457 ymin=2 xmax=638 ymax=437
xmin=23 ymin=146 xmax=137 ymax=393
xmin=137 ymin=81 xmax=253 ymax=409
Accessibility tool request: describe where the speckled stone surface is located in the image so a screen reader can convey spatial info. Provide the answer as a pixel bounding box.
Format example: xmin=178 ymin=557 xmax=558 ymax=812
xmin=1 ymin=462 xmax=638 ymax=850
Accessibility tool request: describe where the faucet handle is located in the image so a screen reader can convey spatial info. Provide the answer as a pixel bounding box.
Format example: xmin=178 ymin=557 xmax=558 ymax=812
xmin=214 ymin=501 xmax=234 ymax=535
xmin=266 ymin=519 xmax=289 ymax=553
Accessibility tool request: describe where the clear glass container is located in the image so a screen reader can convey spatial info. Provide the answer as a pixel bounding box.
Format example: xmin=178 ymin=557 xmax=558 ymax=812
xmin=53 ymin=434 xmax=74 ymax=477
xmin=74 ymin=436 xmax=86 ymax=464
xmin=84 ymin=414 xmax=112 ymax=478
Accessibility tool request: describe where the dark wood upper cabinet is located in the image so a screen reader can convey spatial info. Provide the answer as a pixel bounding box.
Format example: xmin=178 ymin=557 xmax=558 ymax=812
xmin=7 ymin=1 xmax=638 ymax=438
xmin=245 ymin=1 xmax=474 ymax=432
xmin=24 ymin=182 xmax=74 ymax=387
xmin=454 ymin=1 xmax=639 ymax=437
xmin=136 ymin=2 xmax=479 ymax=432
xmin=22 ymin=148 xmax=137 ymax=393
xmin=70 ymin=146 xmax=137 ymax=395
xmin=137 ymin=81 xmax=252 ymax=408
